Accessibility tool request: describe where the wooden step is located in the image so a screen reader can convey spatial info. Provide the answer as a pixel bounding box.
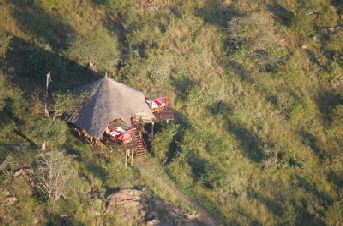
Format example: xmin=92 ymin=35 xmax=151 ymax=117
xmin=123 ymin=130 xmax=147 ymax=159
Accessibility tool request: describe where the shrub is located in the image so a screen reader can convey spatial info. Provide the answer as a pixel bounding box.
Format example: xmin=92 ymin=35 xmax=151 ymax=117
xmin=0 ymin=72 xmax=7 ymax=111
xmin=106 ymin=0 xmax=131 ymax=13
xmin=313 ymin=4 xmax=338 ymax=27
xmin=51 ymin=90 xmax=89 ymax=118
xmin=325 ymin=31 xmax=343 ymax=51
xmin=64 ymin=27 xmax=120 ymax=72
xmin=228 ymin=12 xmax=277 ymax=52
xmin=0 ymin=30 xmax=12 ymax=57
xmin=33 ymin=0 xmax=70 ymax=13
xmin=325 ymin=200 xmax=343 ymax=225
xmin=26 ymin=117 xmax=68 ymax=149
xmin=228 ymin=11 xmax=281 ymax=71
xmin=282 ymin=204 xmax=298 ymax=225
xmin=291 ymin=14 xmax=313 ymax=38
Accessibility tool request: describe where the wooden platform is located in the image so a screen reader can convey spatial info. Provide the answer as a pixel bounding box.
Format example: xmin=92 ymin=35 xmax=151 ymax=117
xmin=125 ymin=140 xmax=139 ymax=149
xmin=152 ymin=107 xmax=174 ymax=122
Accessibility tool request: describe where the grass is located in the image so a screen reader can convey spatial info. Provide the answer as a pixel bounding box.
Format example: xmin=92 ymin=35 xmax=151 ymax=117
xmin=0 ymin=0 xmax=343 ymax=225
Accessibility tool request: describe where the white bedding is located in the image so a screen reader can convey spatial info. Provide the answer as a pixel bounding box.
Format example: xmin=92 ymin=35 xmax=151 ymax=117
xmin=110 ymin=127 xmax=126 ymax=136
xmin=146 ymin=99 xmax=165 ymax=108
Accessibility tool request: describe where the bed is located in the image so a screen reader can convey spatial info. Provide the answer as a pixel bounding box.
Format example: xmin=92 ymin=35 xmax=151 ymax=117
xmin=145 ymin=91 xmax=169 ymax=112
xmin=108 ymin=122 xmax=135 ymax=143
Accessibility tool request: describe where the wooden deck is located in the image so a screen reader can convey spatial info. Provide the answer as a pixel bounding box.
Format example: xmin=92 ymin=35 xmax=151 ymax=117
xmin=152 ymin=107 xmax=174 ymax=122
xmin=124 ymin=140 xmax=139 ymax=149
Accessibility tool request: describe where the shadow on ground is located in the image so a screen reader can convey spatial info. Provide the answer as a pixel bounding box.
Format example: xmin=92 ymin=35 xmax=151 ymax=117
xmin=4 ymin=36 xmax=100 ymax=92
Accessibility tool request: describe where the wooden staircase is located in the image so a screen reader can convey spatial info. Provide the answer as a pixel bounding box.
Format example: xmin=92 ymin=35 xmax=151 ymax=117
xmin=123 ymin=129 xmax=147 ymax=166
xmin=132 ymin=130 xmax=146 ymax=158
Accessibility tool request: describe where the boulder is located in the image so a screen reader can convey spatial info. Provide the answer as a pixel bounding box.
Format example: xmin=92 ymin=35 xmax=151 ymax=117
xmin=105 ymin=189 xmax=202 ymax=225
xmin=105 ymin=189 xmax=147 ymax=223
xmin=2 ymin=196 xmax=17 ymax=204
xmin=146 ymin=219 xmax=160 ymax=226
xmin=13 ymin=168 xmax=38 ymax=195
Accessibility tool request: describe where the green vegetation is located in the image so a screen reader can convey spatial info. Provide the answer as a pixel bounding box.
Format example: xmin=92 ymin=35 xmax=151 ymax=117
xmin=1 ymin=0 xmax=343 ymax=225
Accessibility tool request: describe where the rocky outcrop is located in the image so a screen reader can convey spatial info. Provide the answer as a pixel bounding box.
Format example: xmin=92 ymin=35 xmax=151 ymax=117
xmin=105 ymin=188 xmax=201 ymax=226
xmin=0 ymin=187 xmax=17 ymax=204
xmin=105 ymin=189 xmax=147 ymax=224
xmin=13 ymin=168 xmax=38 ymax=196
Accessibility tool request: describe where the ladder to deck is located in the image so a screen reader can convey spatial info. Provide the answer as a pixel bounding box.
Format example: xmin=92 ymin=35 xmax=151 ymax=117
xmin=133 ymin=130 xmax=146 ymax=158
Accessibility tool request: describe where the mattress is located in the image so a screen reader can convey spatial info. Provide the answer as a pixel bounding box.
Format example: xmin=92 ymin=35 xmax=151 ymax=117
xmin=146 ymin=99 xmax=165 ymax=108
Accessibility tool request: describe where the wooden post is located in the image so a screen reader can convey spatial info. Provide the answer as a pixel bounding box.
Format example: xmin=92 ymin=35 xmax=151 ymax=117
xmin=46 ymin=71 xmax=51 ymax=93
xmin=125 ymin=149 xmax=129 ymax=167
xmin=151 ymin=122 xmax=154 ymax=135
xmin=131 ymin=149 xmax=134 ymax=166
xmin=44 ymin=72 xmax=51 ymax=117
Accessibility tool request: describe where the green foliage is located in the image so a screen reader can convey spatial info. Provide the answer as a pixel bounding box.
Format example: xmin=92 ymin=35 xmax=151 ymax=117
xmin=200 ymin=161 xmax=226 ymax=189
xmin=0 ymin=72 xmax=7 ymax=111
xmin=51 ymin=89 xmax=89 ymax=117
xmin=64 ymin=27 xmax=120 ymax=72
xmin=103 ymin=157 xmax=137 ymax=188
xmin=228 ymin=11 xmax=283 ymax=71
xmin=325 ymin=31 xmax=343 ymax=51
xmin=33 ymin=0 xmax=70 ymax=13
xmin=167 ymin=156 xmax=195 ymax=189
xmin=228 ymin=12 xmax=277 ymax=52
xmin=291 ymin=14 xmax=313 ymax=38
xmin=26 ymin=117 xmax=68 ymax=148
xmin=1 ymin=0 xmax=343 ymax=225
xmin=325 ymin=200 xmax=343 ymax=225
xmin=314 ymin=4 xmax=338 ymax=27
xmin=0 ymin=29 xmax=13 ymax=56
xmin=0 ymin=86 xmax=32 ymax=128
xmin=106 ymin=0 xmax=131 ymax=13
xmin=282 ymin=204 xmax=298 ymax=225
xmin=329 ymin=102 xmax=343 ymax=133
xmin=25 ymin=45 xmax=69 ymax=78
xmin=150 ymin=124 xmax=179 ymax=163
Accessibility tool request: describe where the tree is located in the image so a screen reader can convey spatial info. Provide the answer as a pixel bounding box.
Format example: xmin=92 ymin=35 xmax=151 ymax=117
xmin=35 ymin=150 xmax=75 ymax=203
xmin=65 ymin=27 xmax=121 ymax=72
xmin=27 ymin=117 xmax=68 ymax=149
xmin=51 ymin=90 xmax=89 ymax=119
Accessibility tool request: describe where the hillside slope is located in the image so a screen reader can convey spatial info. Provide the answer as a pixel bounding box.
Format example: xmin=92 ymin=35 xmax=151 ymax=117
xmin=1 ymin=0 xmax=343 ymax=225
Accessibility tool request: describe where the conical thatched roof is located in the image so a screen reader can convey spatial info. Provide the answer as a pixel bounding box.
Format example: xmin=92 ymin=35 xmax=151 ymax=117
xmin=70 ymin=77 xmax=155 ymax=139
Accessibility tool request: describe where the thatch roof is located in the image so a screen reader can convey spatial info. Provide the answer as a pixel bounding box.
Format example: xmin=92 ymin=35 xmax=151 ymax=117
xmin=70 ymin=77 xmax=155 ymax=139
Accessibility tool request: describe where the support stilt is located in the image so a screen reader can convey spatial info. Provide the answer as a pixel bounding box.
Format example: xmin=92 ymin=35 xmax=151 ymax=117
xmin=151 ymin=122 xmax=155 ymax=135
xmin=131 ymin=149 xmax=134 ymax=166
xmin=125 ymin=149 xmax=129 ymax=167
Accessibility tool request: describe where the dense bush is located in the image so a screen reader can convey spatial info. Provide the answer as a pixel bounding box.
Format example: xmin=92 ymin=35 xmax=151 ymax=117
xmin=26 ymin=117 xmax=68 ymax=148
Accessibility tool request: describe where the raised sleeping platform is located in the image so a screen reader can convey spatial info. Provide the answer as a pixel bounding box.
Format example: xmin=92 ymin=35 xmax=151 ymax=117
xmin=107 ymin=121 xmax=135 ymax=144
xmin=145 ymin=91 xmax=169 ymax=112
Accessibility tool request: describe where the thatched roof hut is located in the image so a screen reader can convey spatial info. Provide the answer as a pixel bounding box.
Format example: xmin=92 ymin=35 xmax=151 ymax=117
xmin=70 ymin=77 xmax=155 ymax=139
